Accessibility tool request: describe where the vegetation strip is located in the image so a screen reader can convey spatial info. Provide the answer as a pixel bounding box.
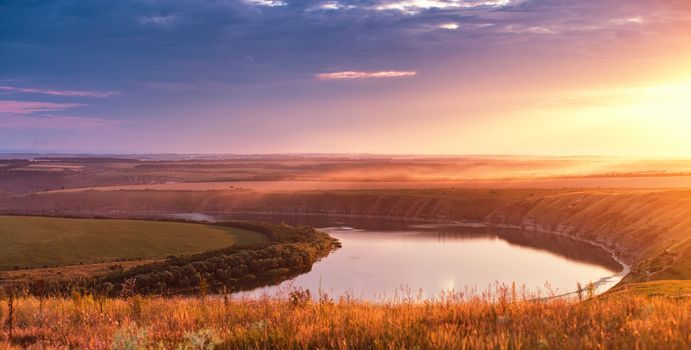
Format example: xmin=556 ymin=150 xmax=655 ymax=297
xmin=9 ymin=221 xmax=340 ymax=296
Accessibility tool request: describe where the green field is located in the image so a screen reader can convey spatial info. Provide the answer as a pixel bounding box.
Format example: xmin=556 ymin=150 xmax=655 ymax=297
xmin=0 ymin=216 xmax=268 ymax=270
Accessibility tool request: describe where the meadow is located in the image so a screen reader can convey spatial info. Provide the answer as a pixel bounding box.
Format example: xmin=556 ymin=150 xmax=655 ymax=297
xmin=0 ymin=216 xmax=267 ymax=270
xmin=0 ymin=282 xmax=689 ymax=349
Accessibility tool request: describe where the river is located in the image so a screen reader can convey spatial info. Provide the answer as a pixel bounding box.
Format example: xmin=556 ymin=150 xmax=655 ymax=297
xmin=167 ymin=213 xmax=626 ymax=301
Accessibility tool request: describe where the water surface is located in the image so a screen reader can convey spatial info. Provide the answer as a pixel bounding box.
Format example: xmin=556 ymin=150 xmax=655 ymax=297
xmin=180 ymin=214 xmax=625 ymax=301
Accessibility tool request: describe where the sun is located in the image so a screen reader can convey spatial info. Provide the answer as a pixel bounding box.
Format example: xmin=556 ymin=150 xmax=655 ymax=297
xmin=587 ymin=75 xmax=691 ymax=156
xmin=623 ymin=76 xmax=691 ymax=142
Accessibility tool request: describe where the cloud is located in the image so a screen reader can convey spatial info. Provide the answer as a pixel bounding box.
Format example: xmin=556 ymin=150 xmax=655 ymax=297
xmin=0 ymin=115 xmax=122 ymax=129
xmin=501 ymin=25 xmax=557 ymax=34
xmin=245 ymin=0 xmax=286 ymax=7
xmin=438 ymin=23 xmax=460 ymax=30
xmin=317 ymin=2 xmax=345 ymax=10
xmin=375 ymin=0 xmax=513 ymax=14
xmin=0 ymin=100 xmax=85 ymax=114
xmin=138 ymin=15 xmax=180 ymax=26
xmin=610 ymin=17 xmax=644 ymax=26
xmin=0 ymin=85 xmax=119 ymax=98
xmin=317 ymin=71 xmax=418 ymax=80
xmin=3 ymin=0 xmax=678 ymax=92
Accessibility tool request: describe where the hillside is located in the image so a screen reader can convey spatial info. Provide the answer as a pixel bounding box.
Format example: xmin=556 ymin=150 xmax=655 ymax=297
xmin=485 ymin=190 xmax=691 ymax=283
xmin=2 ymin=188 xmax=689 ymax=285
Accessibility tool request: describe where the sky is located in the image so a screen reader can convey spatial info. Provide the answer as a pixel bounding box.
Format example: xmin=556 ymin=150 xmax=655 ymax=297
xmin=1 ymin=0 xmax=691 ymax=155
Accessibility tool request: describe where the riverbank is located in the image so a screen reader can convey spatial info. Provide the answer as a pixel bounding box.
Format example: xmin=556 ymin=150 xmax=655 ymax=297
xmin=89 ymin=222 xmax=340 ymax=296
xmin=2 ymin=188 xmax=690 ymax=287
xmin=0 ymin=220 xmax=340 ymax=296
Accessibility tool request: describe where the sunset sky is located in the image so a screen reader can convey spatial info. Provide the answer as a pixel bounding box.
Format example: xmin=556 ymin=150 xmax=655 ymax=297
xmin=1 ymin=0 xmax=690 ymax=155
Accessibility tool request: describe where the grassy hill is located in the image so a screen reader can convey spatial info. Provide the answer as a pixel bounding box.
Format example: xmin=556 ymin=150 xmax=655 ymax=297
xmin=485 ymin=190 xmax=691 ymax=283
xmin=0 ymin=216 xmax=267 ymax=270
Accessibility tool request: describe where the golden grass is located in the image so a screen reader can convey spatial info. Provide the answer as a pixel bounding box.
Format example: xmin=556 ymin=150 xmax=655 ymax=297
xmin=0 ymin=288 xmax=688 ymax=349
xmin=0 ymin=259 xmax=162 ymax=287
xmin=606 ymin=280 xmax=691 ymax=299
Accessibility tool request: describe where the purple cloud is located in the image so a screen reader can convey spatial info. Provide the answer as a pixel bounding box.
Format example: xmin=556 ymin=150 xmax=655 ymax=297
xmin=0 ymin=85 xmax=119 ymax=98
xmin=317 ymin=71 xmax=418 ymax=80
xmin=0 ymin=115 xmax=122 ymax=129
xmin=0 ymin=100 xmax=85 ymax=114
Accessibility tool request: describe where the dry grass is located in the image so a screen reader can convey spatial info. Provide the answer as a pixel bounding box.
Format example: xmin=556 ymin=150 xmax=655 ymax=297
xmin=0 ymin=286 xmax=688 ymax=349
xmin=606 ymin=280 xmax=691 ymax=299
xmin=0 ymin=259 xmax=161 ymax=287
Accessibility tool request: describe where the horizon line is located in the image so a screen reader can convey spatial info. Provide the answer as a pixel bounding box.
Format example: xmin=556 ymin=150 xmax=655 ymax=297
xmin=0 ymin=150 xmax=689 ymax=160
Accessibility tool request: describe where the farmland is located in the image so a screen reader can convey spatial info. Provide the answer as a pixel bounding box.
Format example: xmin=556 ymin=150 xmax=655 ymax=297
xmin=0 ymin=216 xmax=267 ymax=270
xmin=4 ymin=155 xmax=691 ymax=195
